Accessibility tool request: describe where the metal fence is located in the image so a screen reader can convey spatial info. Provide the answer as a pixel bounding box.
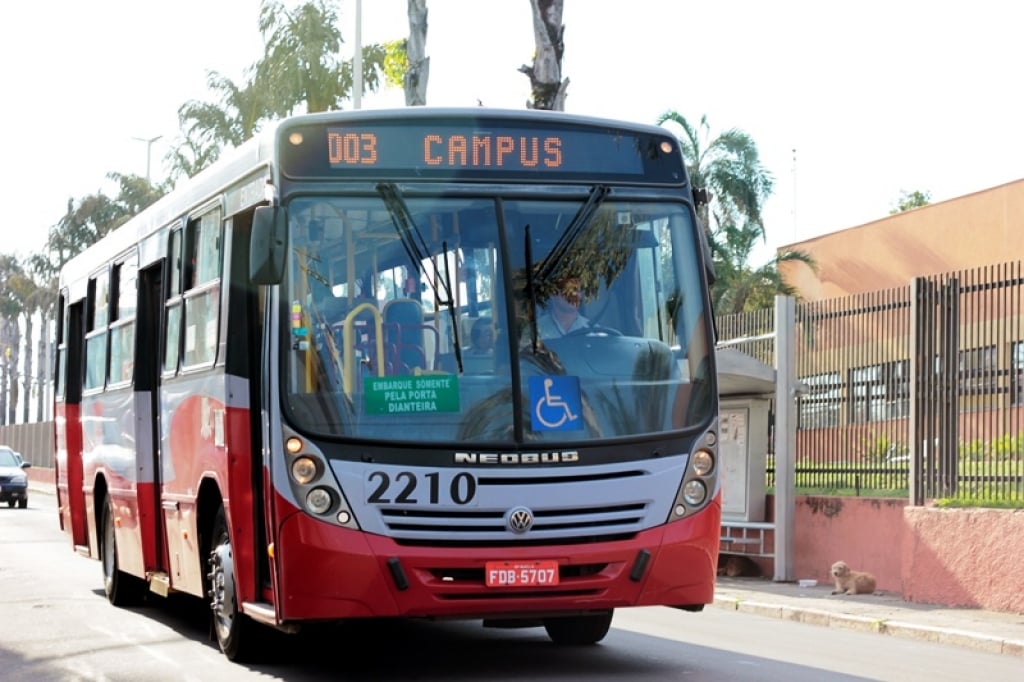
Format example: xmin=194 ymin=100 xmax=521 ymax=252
xmin=716 ymin=260 xmax=1024 ymax=504
xmin=0 ymin=421 xmax=54 ymax=468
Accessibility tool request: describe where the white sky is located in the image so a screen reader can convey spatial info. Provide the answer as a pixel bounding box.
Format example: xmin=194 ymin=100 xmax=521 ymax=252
xmin=3 ymin=0 xmax=1024 ymax=266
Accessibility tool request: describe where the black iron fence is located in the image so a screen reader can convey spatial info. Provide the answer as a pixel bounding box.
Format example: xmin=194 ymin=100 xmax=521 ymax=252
xmin=716 ymin=261 xmax=1024 ymax=504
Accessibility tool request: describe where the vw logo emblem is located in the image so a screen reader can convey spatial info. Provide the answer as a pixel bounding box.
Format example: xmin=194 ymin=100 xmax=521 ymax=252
xmin=506 ymin=506 xmax=534 ymax=534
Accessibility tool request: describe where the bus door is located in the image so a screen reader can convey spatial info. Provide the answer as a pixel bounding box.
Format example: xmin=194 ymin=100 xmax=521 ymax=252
xmin=135 ymin=264 xmax=168 ymax=576
xmin=58 ymin=299 xmax=89 ymax=551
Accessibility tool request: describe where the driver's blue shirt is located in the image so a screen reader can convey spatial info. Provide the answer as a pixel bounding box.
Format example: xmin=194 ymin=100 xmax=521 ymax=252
xmin=536 ymin=311 xmax=589 ymax=339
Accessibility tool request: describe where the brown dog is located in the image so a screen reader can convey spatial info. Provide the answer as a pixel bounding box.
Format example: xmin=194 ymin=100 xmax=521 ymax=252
xmin=830 ymin=560 xmax=877 ymax=595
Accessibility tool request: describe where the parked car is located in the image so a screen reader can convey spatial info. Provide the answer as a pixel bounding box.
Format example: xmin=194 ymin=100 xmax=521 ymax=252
xmin=0 ymin=445 xmax=30 ymax=509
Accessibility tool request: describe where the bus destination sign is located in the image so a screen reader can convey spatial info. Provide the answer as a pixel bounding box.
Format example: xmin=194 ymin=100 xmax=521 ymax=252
xmin=324 ymin=124 xmax=646 ymax=175
xmin=280 ymin=118 xmax=685 ymax=183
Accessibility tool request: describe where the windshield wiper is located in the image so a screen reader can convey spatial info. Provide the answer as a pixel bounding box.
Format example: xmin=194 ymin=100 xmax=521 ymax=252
xmin=534 ymin=184 xmax=611 ymax=285
xmin=376 ymin=183 xmax=463 ymax=373
xmin=524 ymin=224 xmax=538 ymax=353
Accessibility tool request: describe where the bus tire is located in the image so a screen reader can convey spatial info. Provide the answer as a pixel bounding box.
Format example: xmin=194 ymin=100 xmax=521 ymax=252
xmin=542 ymin=610 xmax=614 ymax=645
xmin=207 ymin=506 xmax=262 ymax=661
xmin=100 ymin=494 xmax=146 ymax=606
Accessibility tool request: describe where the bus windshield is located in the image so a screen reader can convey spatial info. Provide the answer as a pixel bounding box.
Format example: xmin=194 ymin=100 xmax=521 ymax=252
xmin=282 ymin=191 xmax=713 ymax=444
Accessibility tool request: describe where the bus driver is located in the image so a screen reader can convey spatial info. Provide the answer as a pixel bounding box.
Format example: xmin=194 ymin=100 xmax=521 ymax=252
xmin=536 ymin=276 xmax=589 ymax=338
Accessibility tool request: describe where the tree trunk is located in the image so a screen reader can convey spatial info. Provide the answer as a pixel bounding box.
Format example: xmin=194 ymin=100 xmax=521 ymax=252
xmin=37 ymin=313 xmax=53 ymax=421
xmin=0 ymin=318 xmax=17 ymax=424
xmin=404 ymin=0 xmax=429 ymax=106
xmin=21 ymin=315 xmax=33 ymax=423
xmin=7 ymin=318 xmax=19 ymax=424
xmin=520 ymin=0 xmax=569 ymax=111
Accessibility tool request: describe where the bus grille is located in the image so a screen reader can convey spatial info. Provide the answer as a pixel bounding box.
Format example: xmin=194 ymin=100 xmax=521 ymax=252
xmin=376 ymin=501 xmax=649 ymax=543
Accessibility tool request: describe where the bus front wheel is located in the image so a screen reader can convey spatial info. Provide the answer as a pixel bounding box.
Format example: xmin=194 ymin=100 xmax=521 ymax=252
xmin=207 ymin=506 xmax=262 ymax=661
xmin=543 ymin=611 xmax=614 ymax=645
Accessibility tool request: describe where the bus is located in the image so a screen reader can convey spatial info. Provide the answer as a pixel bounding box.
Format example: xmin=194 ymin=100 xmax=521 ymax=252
xmin=54 ymin=108 xmax=721 ymax=660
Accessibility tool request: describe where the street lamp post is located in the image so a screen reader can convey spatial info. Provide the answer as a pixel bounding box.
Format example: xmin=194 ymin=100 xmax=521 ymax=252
xmin=353 ymin=0 xmax=363 ymax=110
xmin=132 ymin=135 xmax=162 ymax=184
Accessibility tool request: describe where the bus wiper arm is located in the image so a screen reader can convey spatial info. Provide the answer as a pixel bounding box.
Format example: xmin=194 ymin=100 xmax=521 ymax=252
xmin=535 ymin=184 xmax=610 ymax=284
xmin=440 ymin=239 xmax=463 ymax=373
xmin=524 ymin=224 xmax=539 ymax=353
xmin=377 ymin=182 xmax=430 ymax=277
xmin=376 ymin=183 xmax=463 ymax=372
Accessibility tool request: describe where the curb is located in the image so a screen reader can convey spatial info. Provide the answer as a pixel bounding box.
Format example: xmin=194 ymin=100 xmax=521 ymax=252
xmin=712 ymin=595 xmax=1024 ymax=658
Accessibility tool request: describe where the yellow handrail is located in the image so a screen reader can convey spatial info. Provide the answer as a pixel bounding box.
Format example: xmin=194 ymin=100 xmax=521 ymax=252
xmin=342 ymin=302 xmax=385 ymax=394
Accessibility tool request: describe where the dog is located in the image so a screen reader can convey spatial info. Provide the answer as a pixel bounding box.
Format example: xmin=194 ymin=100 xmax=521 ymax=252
xmin=830 ymin=560 xmax=876 ymax=595
xmin=717 ymin=555 xmax=760 ymax=578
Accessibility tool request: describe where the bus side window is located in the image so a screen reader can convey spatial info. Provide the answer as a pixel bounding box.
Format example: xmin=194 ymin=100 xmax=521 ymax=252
xmin=182 ymin=208 xmax=223 ymax=367
xmin=164 ymin=227 xmax=183 ymax=374
xmin=109 ymin=255 xmax=138 ymax=385
xmin=84 ymin=269 xmax=110 ymax=391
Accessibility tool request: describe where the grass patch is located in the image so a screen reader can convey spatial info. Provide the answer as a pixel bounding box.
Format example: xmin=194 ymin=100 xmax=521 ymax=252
xmin=932 ymin=497 xmax=1024 ymax=509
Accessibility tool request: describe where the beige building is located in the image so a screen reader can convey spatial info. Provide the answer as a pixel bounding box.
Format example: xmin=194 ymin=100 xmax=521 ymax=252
xmin=778 ymin=178 xmax=1024 ymax=299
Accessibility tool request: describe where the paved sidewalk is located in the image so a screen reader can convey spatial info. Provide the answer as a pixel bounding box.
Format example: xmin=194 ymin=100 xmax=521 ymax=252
xmin=713 ymin=576 xmax=1024 ymax=658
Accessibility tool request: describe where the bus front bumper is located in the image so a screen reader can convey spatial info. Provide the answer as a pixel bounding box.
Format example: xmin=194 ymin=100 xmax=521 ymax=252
xmin=274 ymin=496 xmax=721 ymax=622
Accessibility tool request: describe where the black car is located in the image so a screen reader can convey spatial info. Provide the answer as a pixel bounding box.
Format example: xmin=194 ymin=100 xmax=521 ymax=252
xmin=0 ymin=446 xmax=30 ymax=509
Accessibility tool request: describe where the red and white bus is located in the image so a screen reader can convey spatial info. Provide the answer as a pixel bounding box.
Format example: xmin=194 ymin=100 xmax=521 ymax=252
xmin=55 ymin=108 xmax=721 ymax=660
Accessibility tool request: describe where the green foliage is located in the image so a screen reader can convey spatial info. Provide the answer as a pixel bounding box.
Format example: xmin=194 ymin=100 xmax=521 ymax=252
xmin=168 ymin=0 xmax=400 ymax=181
xmin=383 ymin=39 xmax=408 ymax=89
xmin=959 ymin=434 xmax=1024 ymax=461
xmin=34 ymin=174 xmax=166 ymax=286
xmin=859 ymin=431 xmax=906 ymax=464
xmin=933 ymin=497 xmax=1023 ymax=509
xmin=889 ymin=189 xmax=931 ymax=214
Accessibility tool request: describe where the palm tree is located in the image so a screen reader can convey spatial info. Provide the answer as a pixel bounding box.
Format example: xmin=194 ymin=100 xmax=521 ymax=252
xmin=712 ymin=221 xmax=814 ymax=314
xmin=657 ymin=111 xmax=813 ymax=312
xmin=657 ymin=111 xmax=773 ymax=236
xmin=0 ymin=255 xmax=25 ymax=424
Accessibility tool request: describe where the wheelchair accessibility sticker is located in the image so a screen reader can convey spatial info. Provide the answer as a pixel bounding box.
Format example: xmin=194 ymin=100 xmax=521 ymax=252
xmin=529 ymin=376 xmax=583 ymax=431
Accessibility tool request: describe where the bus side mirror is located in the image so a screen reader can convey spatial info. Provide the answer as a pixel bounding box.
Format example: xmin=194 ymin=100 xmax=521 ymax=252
xmin=251 ymin=205 xmax=288 ymax=284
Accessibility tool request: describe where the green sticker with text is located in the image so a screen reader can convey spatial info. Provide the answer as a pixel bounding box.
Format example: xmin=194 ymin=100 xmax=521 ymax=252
xmin=364 ymin=375 xmax=460 ymax=414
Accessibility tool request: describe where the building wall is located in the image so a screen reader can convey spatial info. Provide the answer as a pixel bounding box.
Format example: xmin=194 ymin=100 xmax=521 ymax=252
xmin=779 ymin=178 xmax=1024 ymax=300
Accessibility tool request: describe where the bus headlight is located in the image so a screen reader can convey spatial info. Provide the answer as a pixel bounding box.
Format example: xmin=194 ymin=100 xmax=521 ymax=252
xmin=692 ymin=449 xmax=714 ymax=476
xmin=306 ymin=488 xmax=333 ymax=514
xmin=291 ymin=456 xmax=319 ymax=485
xmin=682 ymin=480 xmax=707 ymax=506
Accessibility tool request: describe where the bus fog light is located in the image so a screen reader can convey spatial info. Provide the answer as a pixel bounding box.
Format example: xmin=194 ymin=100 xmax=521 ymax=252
xmin=291 ymin=456 xmax=319 ymax=484
xmin=674 ymin=503 xmax=686 ymax=517
xmin=337 ymin=510 xmax=351 ymax=524
xmin=682 ymin=480 xmax=707 ymax=506
xmin=306 ymin=488 xmax=333 ymax=514
xmin=692 ymin=450 xmax=714 ymax=475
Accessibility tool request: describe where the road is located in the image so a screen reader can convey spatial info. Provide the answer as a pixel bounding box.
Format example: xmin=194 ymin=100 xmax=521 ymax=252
xmin=2 ymin=491 xmax=1018 ymax=681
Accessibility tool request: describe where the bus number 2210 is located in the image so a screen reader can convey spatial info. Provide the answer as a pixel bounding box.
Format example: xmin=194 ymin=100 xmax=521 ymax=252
xmin=365 ymin=471 xmax=477 ymax=505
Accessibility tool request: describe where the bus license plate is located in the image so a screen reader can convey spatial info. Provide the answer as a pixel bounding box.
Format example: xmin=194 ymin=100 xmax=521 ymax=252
xmin=485 ymin=560 xmax=559 ymax=587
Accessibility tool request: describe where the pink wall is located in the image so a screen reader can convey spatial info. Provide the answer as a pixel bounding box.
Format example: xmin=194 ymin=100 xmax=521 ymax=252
xmin=902 ymin=507 xmax=1024 ymax=612
xmin=783 ymin=495 xmax=1024 ymax=613
xmin=27 ymin=467 xmax=55 ymax=487
xmin=792 ymin=496 xmax=906 ymax=592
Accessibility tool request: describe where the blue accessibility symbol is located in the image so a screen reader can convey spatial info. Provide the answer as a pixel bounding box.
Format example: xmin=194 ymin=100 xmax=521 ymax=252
xmin=529 ymin=376 xmax=583 ymax=431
